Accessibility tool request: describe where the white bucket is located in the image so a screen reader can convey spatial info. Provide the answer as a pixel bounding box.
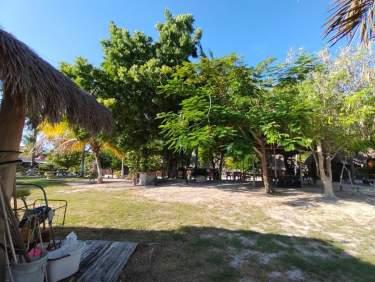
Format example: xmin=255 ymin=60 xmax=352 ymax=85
xmin=10 ymin=252 xmax=48 ymax=282
xmin=47 ymin=241 xmax=85 ymax=282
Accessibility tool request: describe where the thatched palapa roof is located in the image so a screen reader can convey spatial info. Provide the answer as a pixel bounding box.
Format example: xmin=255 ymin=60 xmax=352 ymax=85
xmin=0 ymin=29 xmax=112 ymax=134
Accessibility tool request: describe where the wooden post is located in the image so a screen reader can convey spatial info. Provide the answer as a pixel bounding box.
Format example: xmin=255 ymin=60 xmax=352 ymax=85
xmin=0 ymin=92 xmax=26 ymax=280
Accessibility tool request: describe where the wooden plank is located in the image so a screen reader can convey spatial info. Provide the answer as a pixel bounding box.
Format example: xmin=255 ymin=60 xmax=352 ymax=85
xmin=74 ymin=240 xmax=112 ymax=278
xmin=76 ymin=240 xmax=137 ymax=282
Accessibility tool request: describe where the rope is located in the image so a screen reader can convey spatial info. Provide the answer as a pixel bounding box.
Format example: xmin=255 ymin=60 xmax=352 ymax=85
xmin=0 ymin=160 xmax=22 ymax=167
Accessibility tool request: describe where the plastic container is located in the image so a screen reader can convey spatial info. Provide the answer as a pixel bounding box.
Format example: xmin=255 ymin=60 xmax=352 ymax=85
xmin=10 ymin=252 xmax=48 ymax=282
xmin=47 ymin=241 xmax=85 ymax=282
xmin=139 ymin=173 xmax=155 ymax=185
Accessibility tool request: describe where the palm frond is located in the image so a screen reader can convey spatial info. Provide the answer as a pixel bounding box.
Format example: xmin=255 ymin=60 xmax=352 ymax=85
xmin=59 ymin=139 xmax=86 ymax=153
xmin=39 ymin=121 xmax=74 ymax=139
xmin=324 ymin=0 xmax=375 ymax=47
xmin=102 ymin=143 xmax=125 ymax=159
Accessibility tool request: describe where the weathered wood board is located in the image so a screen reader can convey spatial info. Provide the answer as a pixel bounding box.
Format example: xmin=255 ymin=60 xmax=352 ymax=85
xmin=68 ymin=240 xmax=137 ymax=282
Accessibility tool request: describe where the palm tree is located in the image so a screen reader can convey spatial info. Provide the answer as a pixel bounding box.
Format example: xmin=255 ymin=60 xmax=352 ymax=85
xmin=21 ymin=120 xmax=46 ymax=171
xmin=325 ymin=0 xmax=375 ymax=47
xmin=40 ymin=121 xmax=123 ymax=183
xmin=22 ymin=130 xmax=40 ymax=170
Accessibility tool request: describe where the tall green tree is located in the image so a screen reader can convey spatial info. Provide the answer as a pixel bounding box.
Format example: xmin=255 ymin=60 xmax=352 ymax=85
xmin=239 ymin=53 xmax=316 ymax=193
xmin=99 ymin=9 xmax=203 ymax=173
xmin=155 ymin=9 xmax=203 ymax=66
xmin=160 ymin=54 xmax=316 ymax=192
xmin=298 ymin=47 xmax=375 ymax=196
xmin=159 ymin=56 xmax=248 ymax=179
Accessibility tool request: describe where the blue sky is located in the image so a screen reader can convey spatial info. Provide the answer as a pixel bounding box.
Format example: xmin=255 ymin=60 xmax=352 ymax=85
xmin=0 ymin=0 xmax=340 ymax=67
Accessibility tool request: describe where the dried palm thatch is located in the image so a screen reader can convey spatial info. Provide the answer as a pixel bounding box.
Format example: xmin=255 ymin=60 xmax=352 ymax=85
xmin=324 ymin=0 xmax=375 ymax=47
xmin=0 ymin=28 xmax=112 ymax=135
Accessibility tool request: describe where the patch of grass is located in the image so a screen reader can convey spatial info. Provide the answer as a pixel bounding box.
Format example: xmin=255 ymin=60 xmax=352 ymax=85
xmin=278 ymin=252 xmax=313 ymax=272
xmin=276 ymin=252 xmax=375 ymax=281
xmin=226 ymin=237 xmax=243 ymax=250
xmin=254 ymin=236 xmax=283 ymax=253
xmin=208 ymin=266 xmax=239 ymax=282
xmin=16 ymin=176 xmax=72 ymax=189
xmin=206 ymin=254 xmax=225 ymax=265
xmin=190 ymin=237 xmax=226 ymax=250
xmin=171 ymin=230 xmax=186 ymax=241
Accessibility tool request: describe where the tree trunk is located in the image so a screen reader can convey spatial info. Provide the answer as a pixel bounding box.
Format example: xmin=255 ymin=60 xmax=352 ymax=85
xmin=0 ymin=97 xmax=25 ymax=199
xmin=253 ymin=137 xmax=272 ymax=194
xmin=259 ymin=146 xmax=272 ymax=194
xmin=30 ymin=128 xmax=38 ymax=170
xmin=0 ymin=94 xmax=26 ymax=280
xmin=92 ymin=145 xmax=103 ymax=183
xmin=252 ymin=159 xmax=256 ymax=187
xmin=166 ymin=151 xmax=177 ymax=178
xmin=218 ymin=152 xmax=224 ymax=181
xmin=194 ymin=147 xmax=198 ymax=169
xmin=316 ymin=142 xmax=334 ymax=197
xmin=121 ymin=157 xmax=125 ymax=178
xmin=210 ymin=152 xmax=217 ymax=181
xmin=311 ymin=149 xmax=320 ymax=182
xmin=250 ymin=131 xmax=272 ymax=194
xmin=349 ymin=159 xmax=356 ymax=184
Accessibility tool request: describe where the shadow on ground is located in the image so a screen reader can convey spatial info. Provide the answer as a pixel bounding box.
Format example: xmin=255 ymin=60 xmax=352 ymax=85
xmin=59 ymin=226 xmax=375 ymax=282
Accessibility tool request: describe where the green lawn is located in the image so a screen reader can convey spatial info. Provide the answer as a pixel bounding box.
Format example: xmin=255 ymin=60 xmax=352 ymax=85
xmin=16 ymin=177 xmax=375 ymax=281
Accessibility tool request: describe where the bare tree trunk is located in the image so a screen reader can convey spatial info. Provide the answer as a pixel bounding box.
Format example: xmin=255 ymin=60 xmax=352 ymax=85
xmin=0 ymin=94 xmax=25 ymax=280
xmin=250 ymin=131 xmax=272 ymax=194
xmin=259 ymin=145 xmax=272 ymax=194
xmin=93 ymin=151 xmax=103 ymax=183
xmin=91 ymin=142 xmax=103 ymax=183
xmin=121 ymin=157 xmax=125 ymax=178
xmin=316 ymin=142 xmax=334 ymax=197
xmin=30 ymin=127 xmax=38 ymax=172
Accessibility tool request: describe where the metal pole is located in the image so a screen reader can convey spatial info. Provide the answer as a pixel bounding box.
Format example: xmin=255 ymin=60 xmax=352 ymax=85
xmin=12 ymin=178 xmax=17 ymax=218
